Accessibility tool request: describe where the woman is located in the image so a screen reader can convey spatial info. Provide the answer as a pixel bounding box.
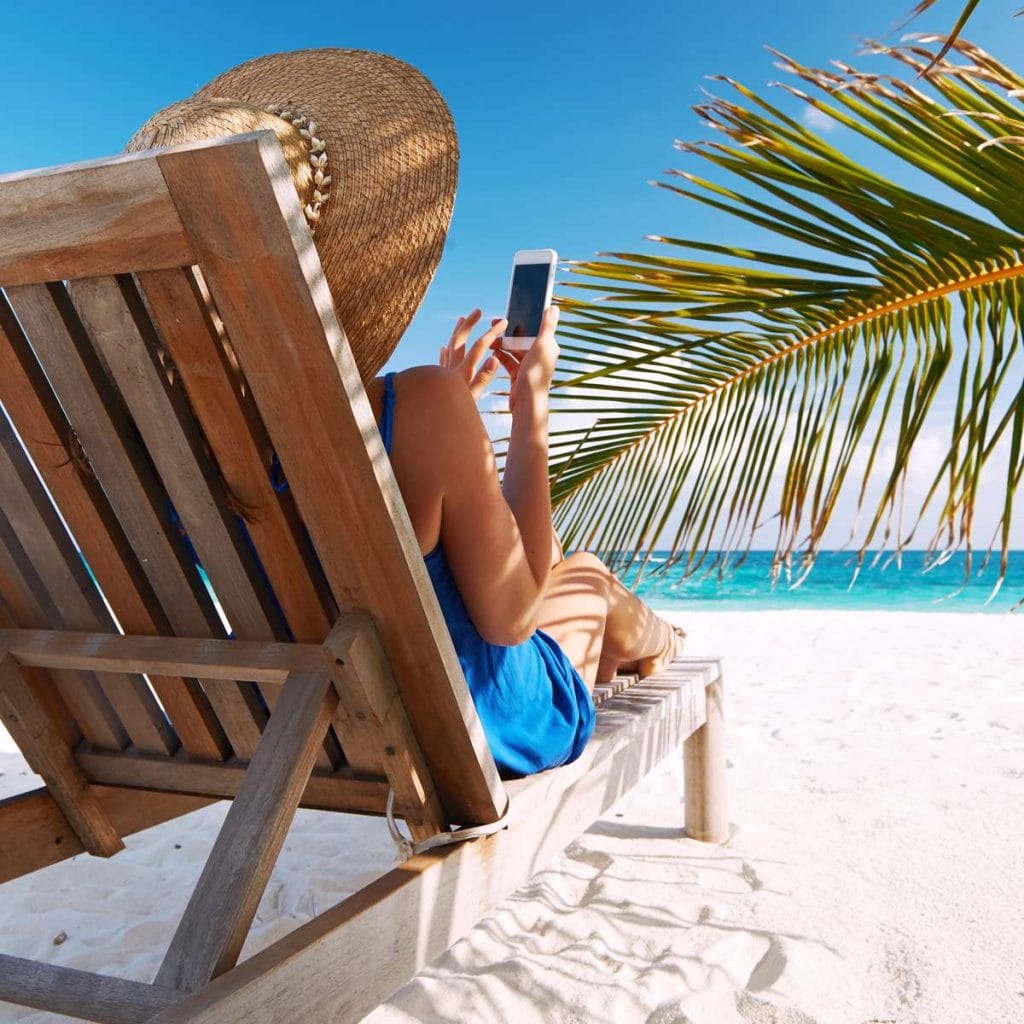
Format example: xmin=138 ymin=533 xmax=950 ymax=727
xmin=364 ymin=303 xmax=685 ymax=777
xmin=128 ymin=47 xmax=683 ymax=779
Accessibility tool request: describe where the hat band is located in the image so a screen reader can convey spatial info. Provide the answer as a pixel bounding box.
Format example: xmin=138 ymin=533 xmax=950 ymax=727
xmin=263 ymin=103 xmax=332 ymax=233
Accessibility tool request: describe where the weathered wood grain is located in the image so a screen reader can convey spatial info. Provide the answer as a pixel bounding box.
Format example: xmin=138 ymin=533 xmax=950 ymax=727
xmin=67 ymin=274 xmax=285 ymax=644
xmin=0 ymin=414 xmax=173 ymax=754
xmin=73 ymin=748 xmax=386 ymax=814
xmin=0 ymin=785 xmax=213 ymax=884
xmin=137 ymin=265 xmax=335 ymax=644
xmin=66 ymin=273 xmax=338 ymax=768
xmin=5 ymin=281 xmax=266 ymax=758
xmin=0 ymin=654 xmax=123 ymax=858
xmin=1 ymin=629 xmax=327 ymax=680
xmin=0 ymin=526 xmax=88 ymax=750
xmin=149 ymin=660 xmax=716 ymax=1024
xmin=0 ymin=507 xmax=126 ymax=753
xmin=0 ymin=292 xmax=228 ymax=759
xmin=155 ymin=667 xmax=339 ymax=993
xmin=0 ymin=954 xmax=178 ymax=1024
xmin=324 ymin=614 xmax=444 ymax=842
xmin=156 ymin=133 xmax=504 ymax=826
xmin=0 ymin=151 xmax=193 ymax=287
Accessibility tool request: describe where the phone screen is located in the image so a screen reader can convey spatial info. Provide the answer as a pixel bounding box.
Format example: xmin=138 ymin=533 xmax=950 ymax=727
xmin=506 ymin=262 xmax=551 ymax=340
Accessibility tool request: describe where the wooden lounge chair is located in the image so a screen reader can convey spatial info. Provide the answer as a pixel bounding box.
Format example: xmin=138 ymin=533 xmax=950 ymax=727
xmin=0 ymin=132 xmax=727 ymax=1024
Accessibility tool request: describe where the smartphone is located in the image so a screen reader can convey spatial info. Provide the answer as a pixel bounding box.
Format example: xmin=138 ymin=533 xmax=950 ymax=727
xmin=502 ymin=248 xmax=558 ymax=353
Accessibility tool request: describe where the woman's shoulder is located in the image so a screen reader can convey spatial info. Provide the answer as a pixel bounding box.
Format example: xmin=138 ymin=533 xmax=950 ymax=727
xmin=389 ymin=364 xmax=464 ymax=396
xmin=388 ymin=366 xmax=481 ymax=433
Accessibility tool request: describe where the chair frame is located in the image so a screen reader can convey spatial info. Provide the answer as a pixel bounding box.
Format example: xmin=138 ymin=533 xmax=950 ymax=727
xmin=0 ymin=133 xmax=727 ymax=1023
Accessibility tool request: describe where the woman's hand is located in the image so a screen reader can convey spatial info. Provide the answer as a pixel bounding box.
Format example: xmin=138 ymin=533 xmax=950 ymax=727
xmin=439 ymin=308 xmax=505 ymax=400
xmin=492 ymin=304 xmax=560 ymax=419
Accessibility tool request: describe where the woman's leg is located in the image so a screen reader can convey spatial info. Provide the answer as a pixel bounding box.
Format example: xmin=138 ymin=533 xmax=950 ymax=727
xmin=536 ymin=552 xmax=679 ymax=691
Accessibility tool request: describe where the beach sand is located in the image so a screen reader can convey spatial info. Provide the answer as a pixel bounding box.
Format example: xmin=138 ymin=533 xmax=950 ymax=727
xmin=1 ymin=611 xmax=1021 ymax=1023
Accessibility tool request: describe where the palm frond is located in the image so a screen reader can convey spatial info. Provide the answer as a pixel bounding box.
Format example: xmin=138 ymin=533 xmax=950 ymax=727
xmin=898 ymin=0 xmax=1024 ymax=76
xmin=900 ymin=0 xmax=984 ymax=72
xmin=522 ymin=38 xmax=1024 ymax=596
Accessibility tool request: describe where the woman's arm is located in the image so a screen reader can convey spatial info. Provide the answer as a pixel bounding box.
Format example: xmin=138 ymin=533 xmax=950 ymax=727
xmin=494 ymin=305 xmax=560 ymax=593
xmin=439 ymin=306 xmax=563 ymax=581
xmin=420 ymin=306 xmax=561 ymax=645
xmin=500 ymin=378 xmax=552 ymax=593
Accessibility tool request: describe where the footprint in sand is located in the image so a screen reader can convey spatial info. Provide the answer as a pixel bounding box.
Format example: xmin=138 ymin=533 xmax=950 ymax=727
xmin=563 ymin=845 xmax=614 ymax=872
xmin=644 ymin=1005 xmax=695 ymax=1024
xmin=736 ymin=993 xmax=819 ymax=1023
xmin=882 ymin=941 xmax=923 ymax=1007
xmin=740 ymin=861 xmax=764 ymax=892
xmin=747 ymin=937 xmax=788 ymax=991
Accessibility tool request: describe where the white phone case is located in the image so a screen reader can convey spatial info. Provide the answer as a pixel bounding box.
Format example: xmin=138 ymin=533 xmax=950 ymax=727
xmin=503 ymin=249 xmax=557 ymax=353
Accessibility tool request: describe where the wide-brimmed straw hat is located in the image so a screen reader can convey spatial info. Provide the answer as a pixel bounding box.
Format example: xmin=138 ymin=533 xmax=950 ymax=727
xmin=125 ymin=48 xmax=458 ymax=382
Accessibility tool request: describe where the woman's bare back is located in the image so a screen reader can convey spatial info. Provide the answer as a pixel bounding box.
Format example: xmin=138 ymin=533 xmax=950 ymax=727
xmin=365 ymin=367 xmax=444 ymax=557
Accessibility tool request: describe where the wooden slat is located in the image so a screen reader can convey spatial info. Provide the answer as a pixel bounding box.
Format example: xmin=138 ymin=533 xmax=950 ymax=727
xmin=5 ymin=281 xmax=266 ymax=758
xmin=156 ymin=133 xmax=505 ymax=826
xmin=156 ymin=667 xmax=339 ymax=993
xmin=0 ymin=536 xmax=82 ymax=748
xmin=67 ymin=274 xmax=285 ymax=643
xmin=73 ymin=749 xmax=386 ymax=814
xmin=0 ymin=505 xmax=126 ymax=752
xmin=0 ymin=785 xmax=213 ymax=885
xmin=592 ymin=672 xmax=637 ymax=707
xmin=65 ymin=274 xmax=339 ymax=770
xmin=0 ymin=414 xmax=174 ymax=754
xmin=0 ymin=146 xmax=193 ymax=287
xmin=0 ymin=289 xmax=229 ymax=760
xmin=137 ymin=265 xmax=335 ymax=643
xmin=2 ymin=629 xmax=328 ymax=680
xmin=0 ymin=653 xmax=123 ymax=858
xmin=149 ymin=661 xmax=715 ymax=1024
xmin=324 ymin=614 xmax=444 ymax=842
xmin=0 ymin=953 xmax=178 ymax=1024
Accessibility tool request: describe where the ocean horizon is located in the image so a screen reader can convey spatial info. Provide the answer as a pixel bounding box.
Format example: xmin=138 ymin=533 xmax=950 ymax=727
xmin=618 ymin=549 xmax=1023 ymax=613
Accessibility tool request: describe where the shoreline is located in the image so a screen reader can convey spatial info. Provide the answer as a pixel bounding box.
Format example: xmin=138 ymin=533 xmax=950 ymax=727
xmin=1 ymin=609 xmax=1022 ymax=1023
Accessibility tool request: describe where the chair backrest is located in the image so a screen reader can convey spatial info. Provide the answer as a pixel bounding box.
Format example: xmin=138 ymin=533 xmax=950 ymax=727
xmin=0 ymin=132 xmax=504 ymax=827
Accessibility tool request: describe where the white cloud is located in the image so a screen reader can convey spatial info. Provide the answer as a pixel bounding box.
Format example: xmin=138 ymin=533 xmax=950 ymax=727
xmin=802 ymin=104 xmax=837 ymax=134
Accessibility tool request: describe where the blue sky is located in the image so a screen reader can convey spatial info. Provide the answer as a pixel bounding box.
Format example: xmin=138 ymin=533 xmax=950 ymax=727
xmin=2 ymin=0 xmax=1021 ymax=548
xmin=2 ymin=0 xmax=1018 ymax=362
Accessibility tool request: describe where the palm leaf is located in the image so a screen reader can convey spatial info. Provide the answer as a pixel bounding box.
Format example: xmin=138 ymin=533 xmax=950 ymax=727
xmin=899 ymin=1 xmax=1024 ymax=76
xmin=900 ymin=0 xmax=984 ymax=72
xmin=514 ymin=38 xmax=1024 ymax=598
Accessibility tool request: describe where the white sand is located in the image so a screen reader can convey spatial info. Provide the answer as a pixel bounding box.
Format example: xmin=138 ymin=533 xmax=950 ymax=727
xmin=1 ymin=611 xmax=1022 ymax=1024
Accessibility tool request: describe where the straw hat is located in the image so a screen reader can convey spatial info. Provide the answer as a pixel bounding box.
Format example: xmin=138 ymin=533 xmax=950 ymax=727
xmin=125 ymin=48 xmax=458 ymax=382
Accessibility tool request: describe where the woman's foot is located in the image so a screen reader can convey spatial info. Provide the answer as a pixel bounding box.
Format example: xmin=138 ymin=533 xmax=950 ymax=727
xmin=595 ymin=619 xmax=686 ymax=684
xmin=636 ymin=621 xmax=686 ymax=678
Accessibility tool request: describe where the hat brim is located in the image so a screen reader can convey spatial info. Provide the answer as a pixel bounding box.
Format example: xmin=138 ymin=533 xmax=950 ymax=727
xmin=198 ymin=48 xmax=458 ymax=380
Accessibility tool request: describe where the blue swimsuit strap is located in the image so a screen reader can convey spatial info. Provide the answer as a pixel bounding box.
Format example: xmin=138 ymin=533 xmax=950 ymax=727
xmin=380 ymin=372 xmax=396 ymax=455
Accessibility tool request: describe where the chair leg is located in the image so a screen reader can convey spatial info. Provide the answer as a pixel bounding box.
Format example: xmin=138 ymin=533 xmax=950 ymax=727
xmin=0 ymin=654 xmax=124 ymax=858
xmin=684 ymin=677 xmax=728 ymax=843
xmin=154 ymin=667 xmax=338 ymax=994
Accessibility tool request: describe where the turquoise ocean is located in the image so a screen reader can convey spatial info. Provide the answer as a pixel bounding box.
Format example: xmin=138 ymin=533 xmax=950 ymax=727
xmin=622 ymin=550 xmax=1024 ymax=613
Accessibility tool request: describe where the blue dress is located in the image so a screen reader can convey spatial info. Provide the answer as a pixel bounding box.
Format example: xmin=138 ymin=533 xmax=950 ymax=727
xmin=378 ymin=372 xmax=595 ymax=778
